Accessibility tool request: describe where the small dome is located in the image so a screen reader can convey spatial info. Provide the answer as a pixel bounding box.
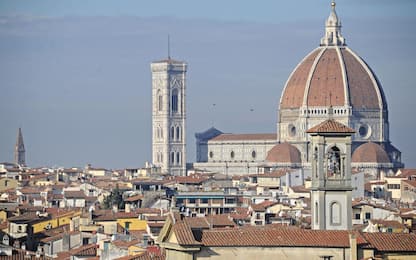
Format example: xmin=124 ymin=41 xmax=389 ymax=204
xmin=352 ymin=142 xmax=390 ymax=163
xmin=266 ymin=143 xmax=301 ymax=164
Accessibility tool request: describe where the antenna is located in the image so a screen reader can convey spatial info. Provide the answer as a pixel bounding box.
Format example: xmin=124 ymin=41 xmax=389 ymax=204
xmin=168 ymin=34 xmax=171 ymax=59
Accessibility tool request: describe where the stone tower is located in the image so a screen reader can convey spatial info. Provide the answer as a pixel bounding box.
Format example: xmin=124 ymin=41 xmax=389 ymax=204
xmin=15 ymin=128 xmax=26 ymax=166
xmin=151 ymin=58 xmax=187 ymax=176
xmin=308 ymin=118 xmax=354 ymax=230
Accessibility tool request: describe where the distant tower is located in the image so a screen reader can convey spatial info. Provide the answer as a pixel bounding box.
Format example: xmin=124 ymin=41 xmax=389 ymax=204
xmin=308 ymin=118 xmax=354 ymax=230
xmin=151 ymin=57 xmax=187 ymax=176
xmin=15 ymin=128 xmax=26 ymax=166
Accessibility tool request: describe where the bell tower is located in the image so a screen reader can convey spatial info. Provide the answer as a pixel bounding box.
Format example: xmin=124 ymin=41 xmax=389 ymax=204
xmin=151 ymin=58 xmax=187 ymax=176
xmin=15 ymin=128 xmax=26 ymax=166
xmin=307 ymin=119 xmax=354 ymax=230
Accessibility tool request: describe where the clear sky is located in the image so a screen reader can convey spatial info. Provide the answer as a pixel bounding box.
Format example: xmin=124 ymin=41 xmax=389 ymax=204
xmin=0 ymin=0 xmax=415 ymax=169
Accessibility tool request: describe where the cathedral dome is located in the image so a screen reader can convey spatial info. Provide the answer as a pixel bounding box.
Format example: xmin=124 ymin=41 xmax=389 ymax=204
xmin=279 ymin=3 xmax=387 ymax=111
xmin=352 ymin=142 xmax=390 ymax=164
xmin=266 ymin=143 xmax=301 ymax=164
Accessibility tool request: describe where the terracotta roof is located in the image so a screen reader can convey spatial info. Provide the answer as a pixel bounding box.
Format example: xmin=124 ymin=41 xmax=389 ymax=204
xmin=184 ymin=217 xmax=210 ymax=229
xmin=112 ymin=239 xmax=140 ymax=249
xmin=124 ymin=194 xmax=144 ymax=202
xmin=290 ymin=185 xmax=310 ymax=193
xmin=250 ymin=201 xmax=278 ymax=212
xmin=307 ymin=119 xmax=355 ymax=134
xmin=402 ymin=179 xmax=416 ymax=188
xmin=64 ymin=190 xmax=86 ymax=199
xmin=280 ymin=47 xmax=386 ymax=110
xmin=206 ymin=214 xmax=236 ymax=227
xmin=200 ymin=227 xmax=356 ymax=248
xmin=40 ymin=231 xmax=80 ymax=243
xmin=363 ymin=233 xmax=416 ymax=252
xmin=307 ymin=49 xmax=344 ymax=107
xmin=148 ymin=222 xmax=165 ymax=228
xmin=172 ymin=221 xmax=202 ymax=246
xmin=397 ymin=169 xmax=416 ymax=178
xmin=170 ymin=175 xmax=209 ymax=184
xmin=341 ymin=48 xmax=385 ymax=109
xmin=352 ymin=142 xmax=390 ymax=163
xmin=146 ymin=215 xmax=167 ymax=221
xmin=57 ymin=244 xmax=98 ymax=259
xmin=210 ymin=133 xmax=276 ymax=141
xmin=265 ymin=143 xmax=301 ymax=164
xmin=369 ymin=219 xmax=406 ymax=229
xmin=115 ymin=247 xmax=165 ymax=260
xmin=281 ymin=49 xmax=321 ymax=109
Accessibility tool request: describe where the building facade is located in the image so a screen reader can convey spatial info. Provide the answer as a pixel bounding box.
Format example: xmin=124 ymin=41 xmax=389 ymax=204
xmin=151 ymin=58 xmax=187 ymax=176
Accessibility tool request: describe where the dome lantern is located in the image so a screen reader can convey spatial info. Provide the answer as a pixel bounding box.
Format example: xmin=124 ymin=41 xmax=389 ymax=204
xmin=320 ymin=1 xmax=345 ymax=46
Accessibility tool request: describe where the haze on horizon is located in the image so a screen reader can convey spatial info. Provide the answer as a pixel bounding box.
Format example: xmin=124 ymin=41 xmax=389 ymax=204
xmin=0 ymin=0 xmax=415 ymax=169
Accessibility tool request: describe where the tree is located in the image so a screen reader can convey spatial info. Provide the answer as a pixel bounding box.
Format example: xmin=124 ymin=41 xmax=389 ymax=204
xmin=102 ymin=184 xmax=125 ymax=210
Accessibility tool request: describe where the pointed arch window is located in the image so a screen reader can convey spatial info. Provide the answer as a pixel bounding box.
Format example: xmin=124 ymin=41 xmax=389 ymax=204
xmin=176 ymin=126 xmax=181 ymax=141
xmin=315 ymin=202 xmax=319 ymax=225
xmin=171 ymin=89 xmax=178 ymax=113
xmin=158 ymin=94 xmax=163 ymax=111
xmin=176 ymin=152 xmax=180 ymax=164
xmin=171 ymin=152 xmax=175 ymax=164
xmin=171 ymin=126 xmax=175 ymax=140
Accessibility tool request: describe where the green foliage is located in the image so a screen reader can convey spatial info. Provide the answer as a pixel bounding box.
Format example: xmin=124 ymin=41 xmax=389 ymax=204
xmin=102 ymin=184 xmax=125 ymax=210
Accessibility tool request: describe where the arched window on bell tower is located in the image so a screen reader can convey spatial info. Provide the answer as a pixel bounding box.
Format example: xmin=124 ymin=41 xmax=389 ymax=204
xmin=171 ymin=89 xmax=178 ymax=113
xmin=330 ymin=201 xmax=341 ymax=225
xmin=158 ymin=90 xmax=163 ymax=112
xmin=327 ymin=146 xmax=341 ymax=178
xmin=176 ymin=126 xmax=181 ymax=141
xmin=171 ymin=126 xmax=175 ymax=140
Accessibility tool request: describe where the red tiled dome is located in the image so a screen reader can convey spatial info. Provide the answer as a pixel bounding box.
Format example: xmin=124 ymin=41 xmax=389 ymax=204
xmin=280 ymin=47 xmax=387 ymax=110
xmin=352 ymin=142 xmax=390 ymax=163
xmin=266 ymin=143 xmax=301 ymax=164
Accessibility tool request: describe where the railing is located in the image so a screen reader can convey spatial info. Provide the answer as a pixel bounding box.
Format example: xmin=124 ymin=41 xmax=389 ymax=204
xmin=312 ymin=179 xmax=352 ymax=189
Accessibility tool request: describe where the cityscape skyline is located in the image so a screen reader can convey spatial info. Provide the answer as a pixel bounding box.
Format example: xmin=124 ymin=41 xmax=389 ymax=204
xmin=1 ymin=0 xmax=415 ymax=168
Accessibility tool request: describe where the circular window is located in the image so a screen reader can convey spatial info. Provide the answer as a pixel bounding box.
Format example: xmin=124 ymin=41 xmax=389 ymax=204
xmin=358 ymin=124 xmax=371 ymax=139
xmin=288 ymin=124 xmax=296 ymax=137
xmin=230 ymin=151 xmax=235 ymax=159
xmin=251 ymin=150 xmax=256 ymax=159
xmin=209 ymin=151 xmax=214 ymax=159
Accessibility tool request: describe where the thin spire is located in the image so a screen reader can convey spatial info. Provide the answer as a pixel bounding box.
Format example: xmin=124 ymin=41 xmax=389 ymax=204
xmin=168 ymin=34 xmax=171 ymax=60
xmin=15 ymin=127 xmax=26 ymax=166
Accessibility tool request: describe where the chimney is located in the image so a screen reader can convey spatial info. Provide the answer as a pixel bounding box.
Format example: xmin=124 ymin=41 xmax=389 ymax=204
xmin=125 ymin=203 xmax=131 ymax=213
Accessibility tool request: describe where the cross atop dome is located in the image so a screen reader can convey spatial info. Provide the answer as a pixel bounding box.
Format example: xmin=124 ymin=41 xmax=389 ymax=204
xmin=320 ymin=1 xmax=346 ymax=46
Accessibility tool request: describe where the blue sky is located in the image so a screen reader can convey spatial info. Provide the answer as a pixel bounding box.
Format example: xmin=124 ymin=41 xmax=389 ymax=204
xmin=0 ymin=0 xmax=415 ymax=168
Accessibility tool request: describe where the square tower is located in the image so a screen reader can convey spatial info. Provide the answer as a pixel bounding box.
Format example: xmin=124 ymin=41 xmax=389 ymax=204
xmin=151 ymin=59 xmax=187 ymax=176
xmin=307 ymin=119 xmax=355 ymax=230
